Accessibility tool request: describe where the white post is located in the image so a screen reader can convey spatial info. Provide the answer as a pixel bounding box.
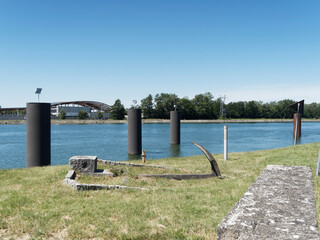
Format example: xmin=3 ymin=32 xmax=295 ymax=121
xmin=224 ymin=125 xmax=228 ymax=160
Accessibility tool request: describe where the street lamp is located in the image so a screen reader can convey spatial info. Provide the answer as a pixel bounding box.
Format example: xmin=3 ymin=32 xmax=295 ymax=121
xmin=35 ymin=88 xmax=42 ymax=102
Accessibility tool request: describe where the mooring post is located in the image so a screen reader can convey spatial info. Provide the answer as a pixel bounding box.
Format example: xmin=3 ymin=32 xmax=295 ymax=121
xmin=224 ymin=125 xmax=228 ymax=160
xmin=170 ymin=111 xmax=180 ymax=144
xmin=26 ymin=102 xmax=51 ymax=168
xmin=128 ymin=109 xmax=142 ymax=155
xmin=294 ymin=102 xmax=301 ymax=146
xmin=290 ymin=100 xmax=304 ymax=145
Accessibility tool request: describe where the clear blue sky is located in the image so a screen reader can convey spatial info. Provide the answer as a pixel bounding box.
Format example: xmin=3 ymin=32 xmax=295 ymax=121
xmin=0 ymin=0 xmax=319 ymax=108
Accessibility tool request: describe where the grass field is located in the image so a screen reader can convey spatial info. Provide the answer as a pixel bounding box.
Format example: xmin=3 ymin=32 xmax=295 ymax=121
xmin=1 ymin=142 xmax=320 ymax=239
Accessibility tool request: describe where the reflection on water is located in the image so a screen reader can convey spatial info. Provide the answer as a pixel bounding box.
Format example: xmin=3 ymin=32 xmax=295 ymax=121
xmin=170 ymin=144 xmax=181 ymax=158
xmin=127 ymin=153 xmax=141 ymax=161
xmin=293 ymin=136 xmax=302 ymax=145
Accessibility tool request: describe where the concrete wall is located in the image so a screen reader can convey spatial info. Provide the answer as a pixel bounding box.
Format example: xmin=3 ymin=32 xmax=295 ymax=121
xmin=0 ymin=114 xmax=26 ymax=120
xmin=89 ymin=112 xmax=110 ymax=119
xmin=57 ymin=106 xmax=91 ymax=117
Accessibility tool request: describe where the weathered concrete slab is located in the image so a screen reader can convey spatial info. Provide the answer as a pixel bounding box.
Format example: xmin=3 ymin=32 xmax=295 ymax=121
xmin=69 ymin=156 xmax=114 ymax=177
xmin=65 ymin=170 xmax=76 ymax=179
xmin=69 ymin=156 xmax=97 ymax=173
xmin=63 ymin=175 xmax=147 ymax=191
xmin=217 ymin=165 xmax=319 ymax=240
xmin=90 ymin=169 xmax=113 ymax=177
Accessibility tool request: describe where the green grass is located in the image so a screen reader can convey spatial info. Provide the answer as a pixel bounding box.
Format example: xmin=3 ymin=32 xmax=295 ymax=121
xmin=1 ymin=142 xmax=320 ymax=239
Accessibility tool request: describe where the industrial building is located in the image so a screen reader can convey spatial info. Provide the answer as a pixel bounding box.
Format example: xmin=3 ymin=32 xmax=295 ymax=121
xmin=0 ymin=101 xmax=111 ymax=120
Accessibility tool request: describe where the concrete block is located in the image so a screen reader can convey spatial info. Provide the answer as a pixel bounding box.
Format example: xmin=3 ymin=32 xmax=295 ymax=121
xmin=217 ymin=165 xmax=320 ymax=240
xmin=69 ymin=156 xmax=97 ymax=173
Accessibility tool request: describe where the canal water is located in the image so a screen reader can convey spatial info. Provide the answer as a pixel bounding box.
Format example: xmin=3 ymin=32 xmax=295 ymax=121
xmin=1 ymin=122 xmax=320 ymax=169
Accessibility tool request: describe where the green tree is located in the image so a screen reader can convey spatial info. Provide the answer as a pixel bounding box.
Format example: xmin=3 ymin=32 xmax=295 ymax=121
xmin=245 ymin=101 xmax=261 ymax=118
xmin=260 ymin=102 xmax=277 ymax=119
xmin=59 ymin=108 xmax=67 ymax=119
xmin=192 ymin=92 xmax=216 ymax=119
xmin=226 ymin=102 xmax=246 ymax=118
xmin=140 ymin=94 xmax=154 ymax=119
xmin=275 ymin=99 xmax=295 ymax=119
xmin=154 ymin=93 xmax=179 ymax=119
xmin=78 ymin=110 xmax=89 ymax=119
xmin=304 ymin=103 xmax=320 ymax=118
xmin=179 ymin=97 xmax=197 ymax=119
xmin=111 ymin=99 xmax=126 ymax=120
xmin=130 ymin=100 xmax=140 ymax=109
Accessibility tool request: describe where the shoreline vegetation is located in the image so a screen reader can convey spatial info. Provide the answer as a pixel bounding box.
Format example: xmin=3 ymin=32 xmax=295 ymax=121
xmin=1 ymin=142 xmax=320 ymax=239
xmin=1 ymin=118 xmax=320 ymax=125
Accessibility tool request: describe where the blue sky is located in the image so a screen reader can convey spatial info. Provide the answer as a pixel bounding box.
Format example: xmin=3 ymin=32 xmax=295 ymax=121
xmin=0 ymin=0 xmax=319 ymax=108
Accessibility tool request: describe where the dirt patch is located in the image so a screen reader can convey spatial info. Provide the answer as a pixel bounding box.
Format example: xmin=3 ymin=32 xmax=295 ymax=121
xmin=0 ymin=229 xmax=30 ymax=240
xmin=48 ymin=228 xmax=68 ymax=239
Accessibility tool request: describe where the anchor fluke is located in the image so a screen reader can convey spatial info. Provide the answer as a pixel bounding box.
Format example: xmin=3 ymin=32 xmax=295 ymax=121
xmin=192 ymin=141 xmax=222 ymax=178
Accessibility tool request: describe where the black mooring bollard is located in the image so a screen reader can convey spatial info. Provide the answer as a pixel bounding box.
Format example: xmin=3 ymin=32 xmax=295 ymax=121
xmin=170 ymin=111 xmax=180 ymax=144
xmin=128 ymin=109 xmax=142 ymax=155
xmin=27 ymin=102 xmax=51 ymax=168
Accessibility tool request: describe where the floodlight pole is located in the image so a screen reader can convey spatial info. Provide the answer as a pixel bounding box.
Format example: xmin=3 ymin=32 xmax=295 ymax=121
xmin=35 ymin=88 xmax=42 ymax=102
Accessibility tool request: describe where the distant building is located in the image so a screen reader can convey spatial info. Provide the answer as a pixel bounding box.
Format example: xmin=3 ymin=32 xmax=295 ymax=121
xmin=51 ymin=105 xmax=91 ymax=117
xmin=51 ymin=101 xmax=111 ymax=119
xmin=0 ymin=101 xmax=111 ymax=120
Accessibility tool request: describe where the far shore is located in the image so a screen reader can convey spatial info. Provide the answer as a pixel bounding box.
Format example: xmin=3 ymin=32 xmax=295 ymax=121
xmin=1 ymin=118 xmax=320 ymax=125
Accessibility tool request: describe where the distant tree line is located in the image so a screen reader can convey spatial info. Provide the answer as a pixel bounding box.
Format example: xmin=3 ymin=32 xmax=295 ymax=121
xmin=108 ymin=92 xmax=320 ymax=120
xmin=1 ymin=94 xmax=319 ymax=120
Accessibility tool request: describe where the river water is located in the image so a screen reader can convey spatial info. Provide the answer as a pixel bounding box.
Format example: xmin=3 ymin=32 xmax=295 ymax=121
xmin=1 ymin=122 xmax=320 ymax=169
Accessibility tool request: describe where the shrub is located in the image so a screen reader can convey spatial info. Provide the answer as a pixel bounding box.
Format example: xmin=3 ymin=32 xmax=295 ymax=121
xmin=59 ymin=108 xmax=66 ymax=119
xmin=78 ymin=110 xmax=89 ymax=119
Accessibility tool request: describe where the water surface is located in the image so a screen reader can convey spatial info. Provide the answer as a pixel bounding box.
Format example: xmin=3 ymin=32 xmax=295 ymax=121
xmin=1 ymin=122 xmax=320 ymax=169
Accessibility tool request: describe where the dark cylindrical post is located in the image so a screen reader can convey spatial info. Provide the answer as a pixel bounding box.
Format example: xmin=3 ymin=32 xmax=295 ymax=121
xmin=293 ymin=113 xmax=301 ymax=137
xmin=170 ymin=111 xmax=180 ymax=144
xmin=27 ymin=102 xmax=51 ymax=168
xmin=128 ymin=109 xmax=142 ymax=155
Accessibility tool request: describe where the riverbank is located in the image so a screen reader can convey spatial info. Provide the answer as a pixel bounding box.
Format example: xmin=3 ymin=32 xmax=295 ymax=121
xmin=1 ymin=142 xmax=320 ymax=239
xmin=1 ymin=118 xmax=320 ymax=125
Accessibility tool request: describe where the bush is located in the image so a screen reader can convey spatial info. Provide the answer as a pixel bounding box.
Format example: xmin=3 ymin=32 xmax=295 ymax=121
xmin=59 ymin=108 xmax=66 ymax=119
xmin=78 ymin=110 xmax=89 ymax=119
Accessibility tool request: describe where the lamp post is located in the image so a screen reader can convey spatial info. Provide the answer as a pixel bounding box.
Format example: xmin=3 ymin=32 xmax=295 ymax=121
xmin=35 ymin=88 xmax=42 ymax=102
